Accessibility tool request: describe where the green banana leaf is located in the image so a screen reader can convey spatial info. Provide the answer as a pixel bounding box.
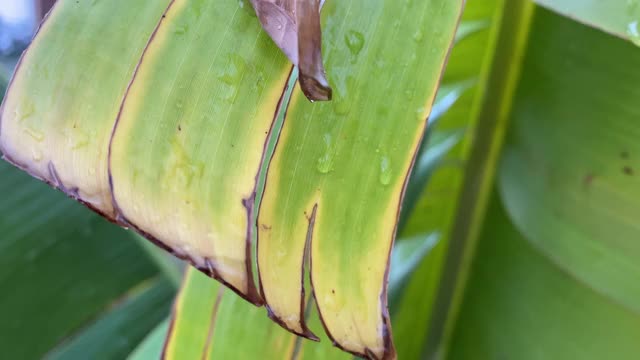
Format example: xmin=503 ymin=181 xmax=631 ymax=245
xmin=5 ymin=1 xmax=640 ymax=359
xmin=536 ymin=0 xmax=640 ymax=45
xmin=128 ymin=320 xmax=171 ymax=360
xmin=0 ymin=160 xmax=164 ymax=359
xmin=392 ymin=0 xmax=534 ymax=357
xmin=450 ymin=6 xmax=640 ymax=359
xmin=147 ymin=69 xmax=471 ymax=358
xmin=44 ymin=278 xmax=174 ymax=360
xmin=0 ymin=0 xmax=464 ymax=357
xmin=256 ymin=1 xmax=462 ymax=356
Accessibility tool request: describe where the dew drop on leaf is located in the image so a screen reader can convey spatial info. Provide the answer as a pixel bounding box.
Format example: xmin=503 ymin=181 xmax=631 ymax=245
xmin=31 ymin=148 xmax=43 ymax=162
xmin=413 ymin=30 xmax=424 ymax=42
xmin=379 ymin=155 xmax=392 ymax=186
xmin=174 ymin=24 xmax=188 ymax=35
xmin=345 ymin=30 xmax=365 ymax=56
xmin=16 ymin=100 xmax=35 ymax=121
xmin=23 ymin=126 xmax=44 ymax=142
xmin=316 ymin=133 xmax=334 ymax=174
xmin=316 ymin=153 xmax=333 ymax=174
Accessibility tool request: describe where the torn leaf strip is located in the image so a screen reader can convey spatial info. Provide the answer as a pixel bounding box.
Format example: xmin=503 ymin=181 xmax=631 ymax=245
xmin=256 ymin=0 xmax=465 ymax=358
xmin=0 ymin=0 xmax=174 ymax=217
xmin=109 ymin=0 xmax=293 ymax=304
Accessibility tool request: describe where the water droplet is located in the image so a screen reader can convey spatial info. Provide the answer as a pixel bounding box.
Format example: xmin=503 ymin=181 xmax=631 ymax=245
xmin=253 ymin=74 xmax=266 ymax=92
xmin=316 ymin=133 xmax=334 ymax=174
xmin=17 ymin=101 xmax=35 ymax=121
xmin=345 ymin=30 xmax=365 ymax=56
xmin=174 ymin=24 xmax=188 ymax=35
xmin=31 ymin=148 xmax=43 ymax=162
xmin=627 ymin=21 xmax=640 ymax=46
xmin=379 ymin=156 xmax=392 ymax=186
xmin=181 ymin=243 xmax=192 ymax=253
xmin=316 ymin=154 xmax=332 ymax=174
xmin=163 ymin=138 xmax=199 ymax=188
xmin=24 ymin=127 xmax=44 ymax=142
xmin=413 ymin=30 xmax=424 ymax=42
xmin=238 ymin=0 xmax=244 ymax=8
xmin=217 ymin=54 xmax=248 ymax=103
xmin=65 ymin=126 xmax=90 ymax=150
xmin=404 ymin=88 xmax=415 ymax=100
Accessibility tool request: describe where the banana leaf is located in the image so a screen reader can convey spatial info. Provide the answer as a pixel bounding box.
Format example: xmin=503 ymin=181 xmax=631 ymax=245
xmin=536 ymin=0 xmax=640 ymax=44
xmin=0 ymin=0 xmax=464 ymax=357
xmin=450 ymin=7 xmax=640 ymax=359
xmin=0 ymin=161 xmax=163 ymax=359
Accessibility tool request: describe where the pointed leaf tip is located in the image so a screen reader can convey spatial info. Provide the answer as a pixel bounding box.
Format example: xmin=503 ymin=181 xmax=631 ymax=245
xmin=251 ymin=0 xmax=332 ymax=102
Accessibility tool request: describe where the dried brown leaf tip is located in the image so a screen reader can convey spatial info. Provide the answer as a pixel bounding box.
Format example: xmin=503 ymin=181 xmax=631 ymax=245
xmin=251 ymin=0 xmax=332 ymax=101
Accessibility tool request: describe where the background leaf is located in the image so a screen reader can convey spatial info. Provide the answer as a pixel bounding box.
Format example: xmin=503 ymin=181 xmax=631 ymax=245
xmin=500 ymin=5 xmax=640 ymax=314
xmin=45 ymin=278 xmax=174 ymax=360
xmin=0 ymin=160 xmax=166 ymax=359
xmin=391 ymin=0 xmax=529 ymax=356
xmin=128 ymin=319 xmax=171 ymax=360
xmin=535 ymin=0 xmax=640 ymax=45
xmin=450 ymin=7 xmax=640 ymax=359
xmin=450 ymin=194 xmax=640 ymax=359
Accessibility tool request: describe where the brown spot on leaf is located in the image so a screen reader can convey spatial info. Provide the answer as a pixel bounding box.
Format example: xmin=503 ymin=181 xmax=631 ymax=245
xmin=623 ymin=166 xmax=634 ymax=176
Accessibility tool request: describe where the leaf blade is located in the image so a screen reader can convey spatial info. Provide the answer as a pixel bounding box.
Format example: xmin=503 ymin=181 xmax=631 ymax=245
xmin=163 ymin=270 xmax=221 ymax=359
xmin=499 ymin=6 xmax=640 ymax=314
xmin=45 ymin=278 xmax=174 ymax=360
xmin=0 ymin=161 xmax=160 ymax=359
xmin=0 ymin=0 xmax=173 ymax=216
xmin=535 ymin=0 xmax=640 ymax=45
xmin=108 ymin=0 xmax=293 ymax=303
xmin=257 ymin=1 xmax=465 ymax=357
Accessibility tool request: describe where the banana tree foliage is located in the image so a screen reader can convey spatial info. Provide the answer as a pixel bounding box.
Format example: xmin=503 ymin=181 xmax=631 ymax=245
xmin=2 ymin=0 xmax=640 ymax=359
xmin=0 ymin=0 xmax=463 ymax=358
